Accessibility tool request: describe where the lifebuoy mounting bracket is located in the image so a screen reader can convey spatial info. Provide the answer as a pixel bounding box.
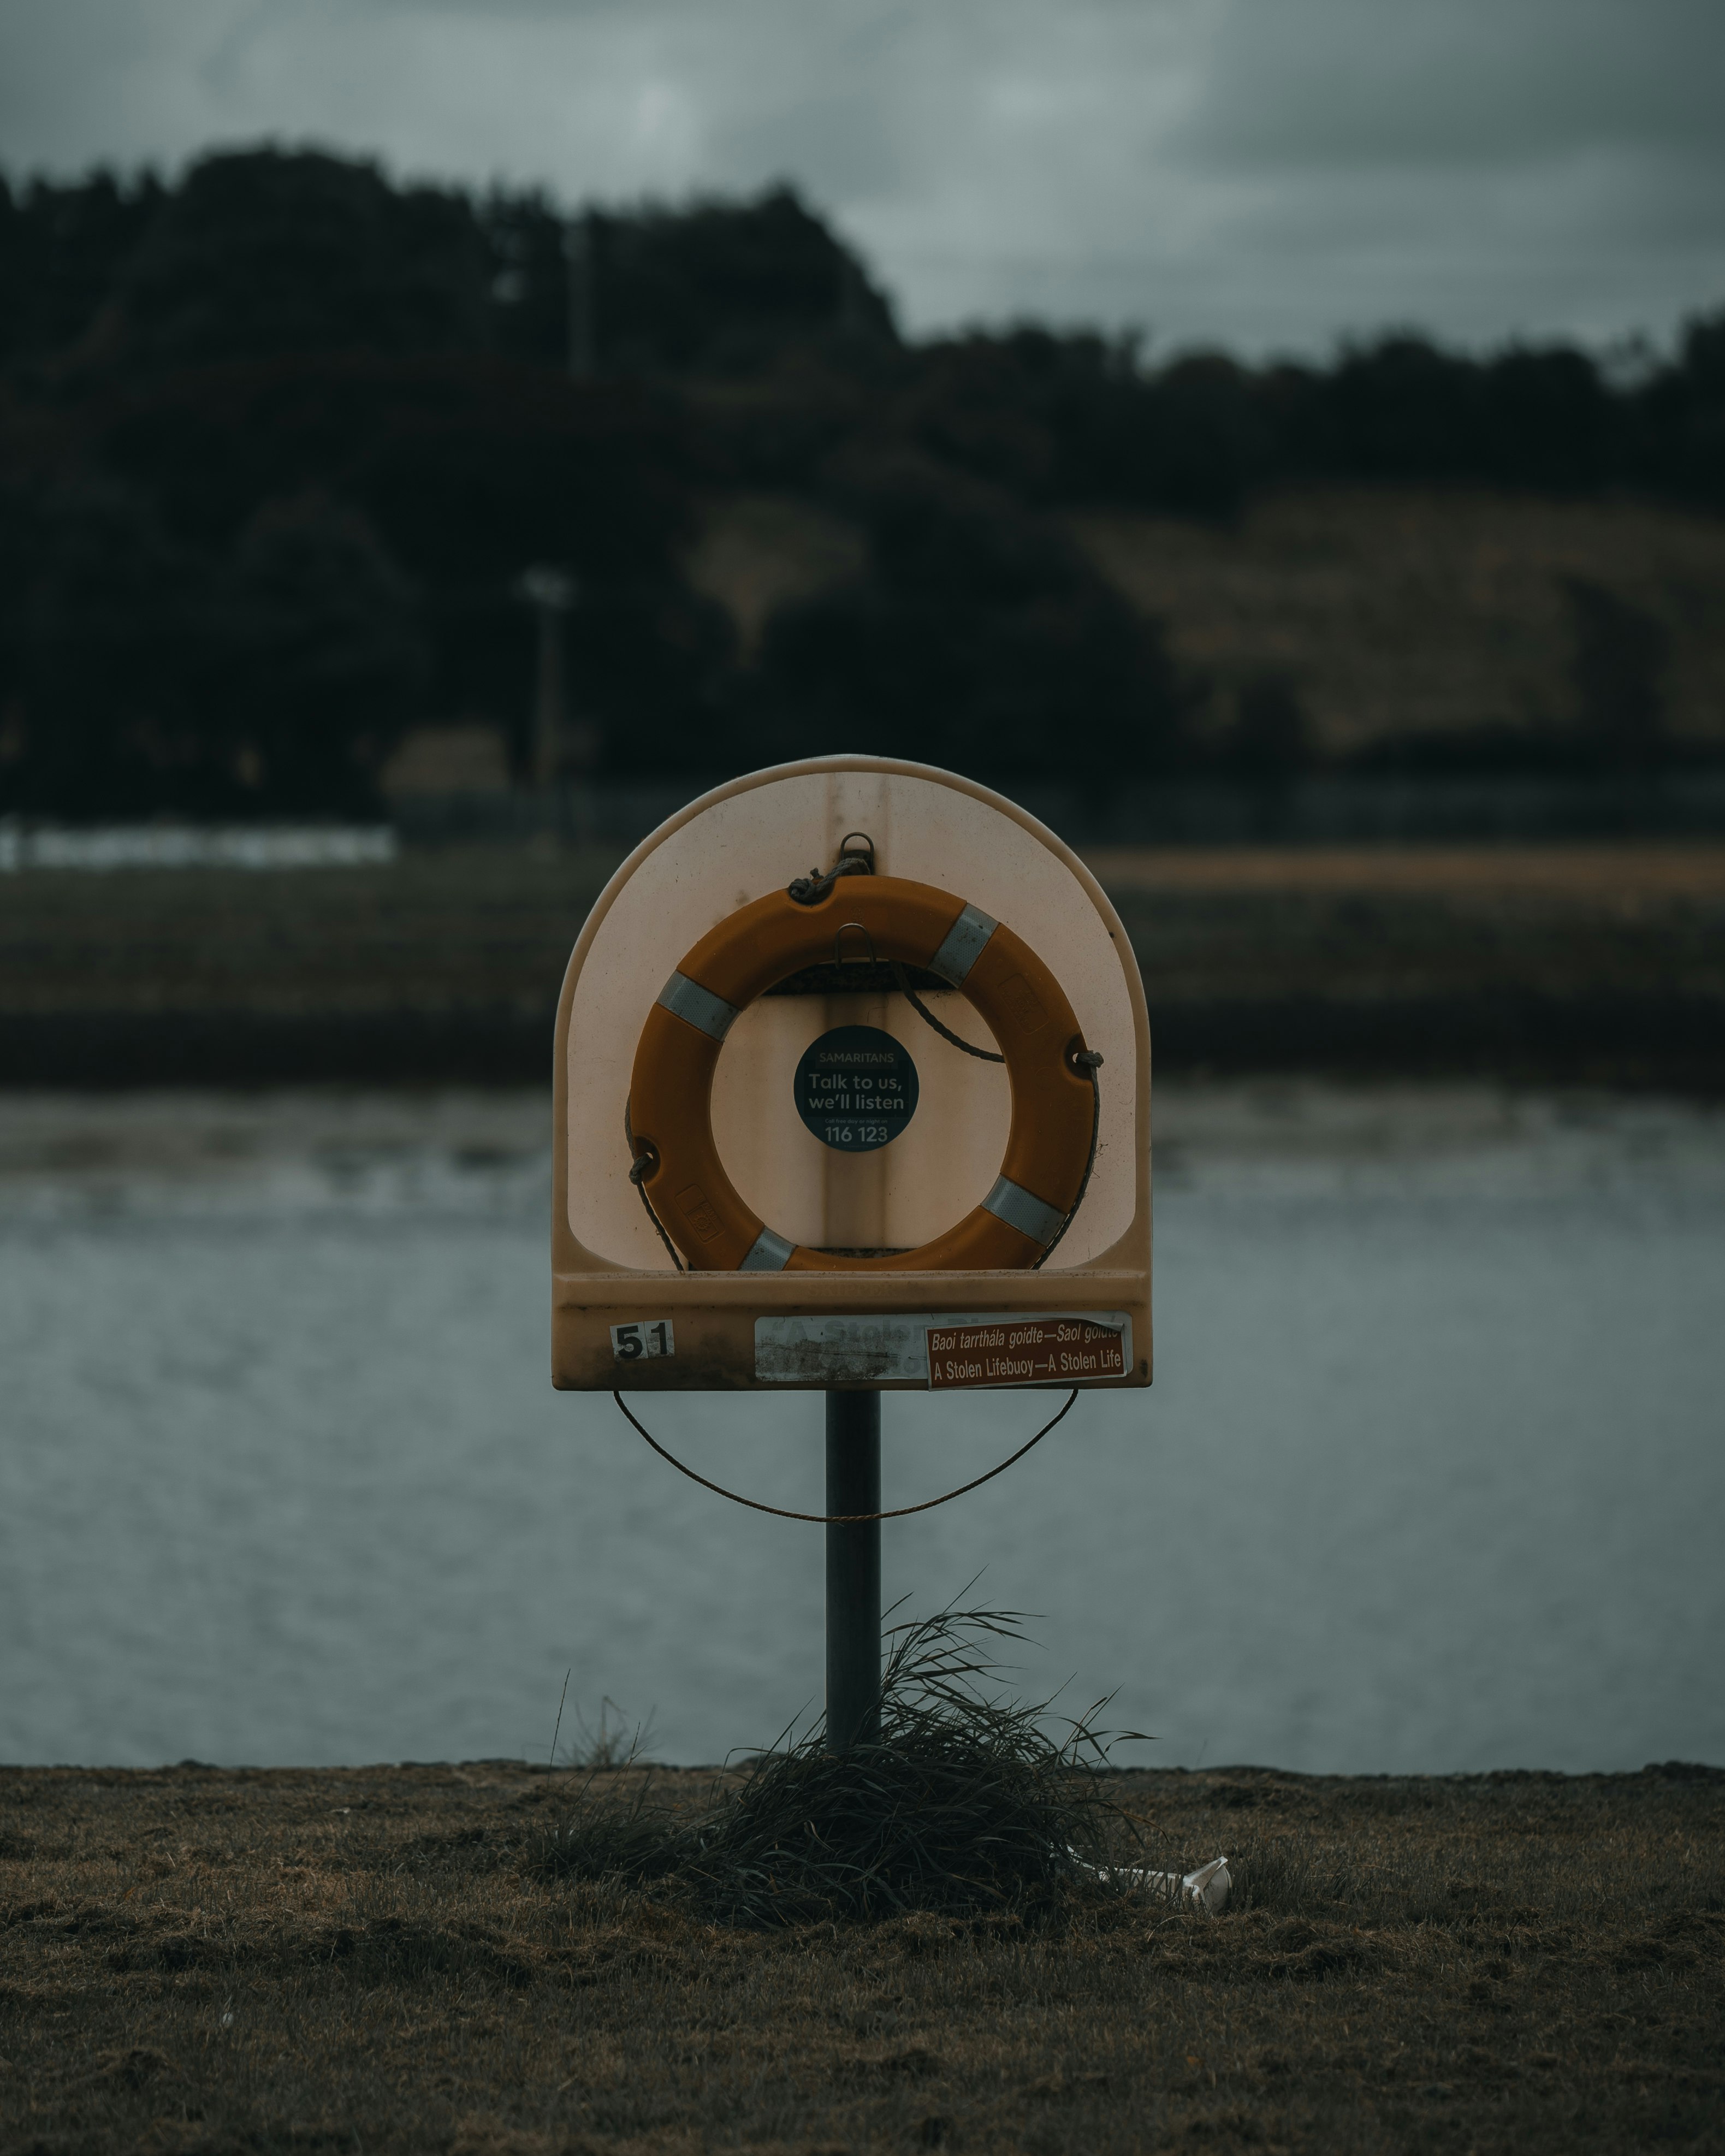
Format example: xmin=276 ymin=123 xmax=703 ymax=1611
xmin=626 ymin=868 xmax=1099 ymax=1274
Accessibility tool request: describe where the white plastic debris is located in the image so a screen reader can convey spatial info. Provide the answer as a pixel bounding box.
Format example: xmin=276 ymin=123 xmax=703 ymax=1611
xmin=1172 ymin=1855 xmax=1232 ymax=1912
xmin=1074 ymin=1852 xmax=1232 ymax=1912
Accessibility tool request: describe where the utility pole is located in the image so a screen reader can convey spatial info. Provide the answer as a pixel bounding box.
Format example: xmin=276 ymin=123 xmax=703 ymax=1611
xmin=517 ymin=566 xmax=576 ymax=796
xmin=566 ymin=212 xmax=597 ymax=378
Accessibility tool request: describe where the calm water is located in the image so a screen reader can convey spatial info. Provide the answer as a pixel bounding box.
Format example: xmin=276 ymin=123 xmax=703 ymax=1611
xmin=2 ymin=1083 xmax=1721 ymax=1775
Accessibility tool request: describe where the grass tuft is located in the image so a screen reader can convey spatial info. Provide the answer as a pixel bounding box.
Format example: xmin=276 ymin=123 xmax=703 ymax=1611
xmin=529 ymin=1608 xmax=1141 ymax=1925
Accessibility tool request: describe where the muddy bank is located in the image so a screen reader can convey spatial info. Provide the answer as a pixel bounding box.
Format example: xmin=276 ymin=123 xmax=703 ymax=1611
xmin=3 ymin=844 xmax=1722 ymax=1088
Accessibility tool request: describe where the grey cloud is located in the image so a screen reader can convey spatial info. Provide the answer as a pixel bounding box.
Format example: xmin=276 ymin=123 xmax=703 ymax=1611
xmin=1180 ymin=0 xmax=1725 ymax=168
xmin=713 ymin=91 xmax=906 ymax=202
xmin=0 ymin=0 xmax=1719 ymax=352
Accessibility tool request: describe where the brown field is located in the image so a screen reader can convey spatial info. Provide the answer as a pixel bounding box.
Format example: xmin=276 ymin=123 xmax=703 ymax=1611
xmin=681 ymin=487 xmax=1725 ymax=763
xmin=2 ymin=1762 xmax=1720 ymax=2155
xmin=1067 ymin=490 xmax=1725 ymax=760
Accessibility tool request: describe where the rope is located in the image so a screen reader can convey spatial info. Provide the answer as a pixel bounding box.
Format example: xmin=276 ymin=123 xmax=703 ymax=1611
xmin=614 ymin=1386 xmax=1079 ymax=1523
xmin=793 ymin=849 xmax=875 ymax=901
xmin=888 ymin=960 xmax=1004 ymax=1062
xmin=624 ymin=1103 xmax=684 ymax=1272
xmin=1034 ymin=1051 xmax=1102 ymax=1270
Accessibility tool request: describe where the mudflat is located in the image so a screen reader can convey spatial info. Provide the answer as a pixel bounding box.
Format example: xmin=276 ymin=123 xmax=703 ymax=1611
xmin=2 ymin=1761 xmax=1718 ymax=2153
xmin=3 ymin=842 xmax=1723 ymax=1088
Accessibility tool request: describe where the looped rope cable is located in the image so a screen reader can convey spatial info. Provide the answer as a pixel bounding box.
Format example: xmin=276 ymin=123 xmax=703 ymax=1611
xmin=624 ymin=1101 xmax=684 ymax=1271
xmin=1034 ymin=1049 xmax=1102 ymax=1270
xmin=888 ymin=959 xmax=1005 ymax=1063
xmin=614 ymin=1385 xmax=1079 ymax=1522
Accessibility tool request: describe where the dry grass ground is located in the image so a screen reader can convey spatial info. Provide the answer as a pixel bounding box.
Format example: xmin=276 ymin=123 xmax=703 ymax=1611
xmin=2 ymin=1762 xmax=1719 ymax=2155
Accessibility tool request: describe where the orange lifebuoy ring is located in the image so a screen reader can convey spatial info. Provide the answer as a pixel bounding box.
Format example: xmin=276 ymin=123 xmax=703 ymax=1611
xmin=626 ymin=872 xmax=1096 ymax=1272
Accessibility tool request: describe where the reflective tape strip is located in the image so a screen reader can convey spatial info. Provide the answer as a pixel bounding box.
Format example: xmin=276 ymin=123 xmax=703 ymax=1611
xmin=981 ymin=1176 xmax=1067 ymax=1248
xmin=739 ymin=1225 xmax=796 ymax=1272
xmin=657 ymin=970 xmax=740 ymax=1041
xmin=928 ymin=903 xmax=998 ymax=987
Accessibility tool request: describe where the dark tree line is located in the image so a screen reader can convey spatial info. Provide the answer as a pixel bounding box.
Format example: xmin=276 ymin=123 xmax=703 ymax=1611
xmin=0 ymin=147 xmax=1720 ymax=816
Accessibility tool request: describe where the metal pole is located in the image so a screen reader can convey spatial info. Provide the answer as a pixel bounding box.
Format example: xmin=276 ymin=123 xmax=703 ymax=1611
xmin=566 ymin=212 xmax=596 ymax=378
xmin=532 ymin=598 xmax=565 ymax=794
xmin=825 ymin=1389 xmax=881 ymax=1751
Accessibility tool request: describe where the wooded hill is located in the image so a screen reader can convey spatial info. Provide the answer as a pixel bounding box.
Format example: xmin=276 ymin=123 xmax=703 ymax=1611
xmin=2 ymin=148 xmax=1722 ymax=817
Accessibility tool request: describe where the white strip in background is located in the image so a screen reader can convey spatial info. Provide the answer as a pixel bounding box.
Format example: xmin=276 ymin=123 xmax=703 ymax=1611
xmin=0 ymin=822 xmax=398 ymax=873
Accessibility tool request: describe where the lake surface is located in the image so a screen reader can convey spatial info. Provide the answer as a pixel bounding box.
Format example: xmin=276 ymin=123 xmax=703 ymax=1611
xmin=2 ymin=1082 xmax=1721 ymax=1775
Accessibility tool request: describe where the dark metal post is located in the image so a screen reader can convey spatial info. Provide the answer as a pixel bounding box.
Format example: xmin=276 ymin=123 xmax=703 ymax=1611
xmin=825 ymin=1389 xmax=881 ymax=1751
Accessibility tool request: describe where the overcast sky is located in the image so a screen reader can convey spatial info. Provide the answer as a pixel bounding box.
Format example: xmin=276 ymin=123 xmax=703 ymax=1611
xmin=2 ymin=0 xmax=1721 ymax=356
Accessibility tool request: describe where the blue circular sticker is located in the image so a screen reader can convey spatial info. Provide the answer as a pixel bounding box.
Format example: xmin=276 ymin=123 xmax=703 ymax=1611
xmin=795 ymin=1025 xmax=919 ymax=1150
